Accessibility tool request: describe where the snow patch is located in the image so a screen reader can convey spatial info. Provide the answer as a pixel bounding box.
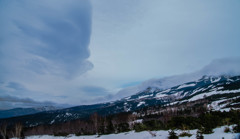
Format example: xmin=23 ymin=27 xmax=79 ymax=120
xmin=50 ymin=120 xmax=55 ymax=124
xmin=124 ymin=96 xmax=131 ymax=100
xmin=137 ymin=102 xmax=145 ymax=107
xmin=160 ymin=89 xmax=171 ymax=93
xmin=177 ymin=83 xmax=196 ymax=89
xmin=189 ymin=89 xmax=240 ymax=102
xmin=155 ymin=93 xmax=168 ymax=98
xmin=211 ymin=77 xmax=221 ymax=83
xmin=138 ymin=94 xmax=153 ymax=99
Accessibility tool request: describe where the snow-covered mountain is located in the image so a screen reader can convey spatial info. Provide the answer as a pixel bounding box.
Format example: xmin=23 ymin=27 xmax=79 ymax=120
xmin=121 ymin=75 xmax=240 ymax=111
xmin=122 ymin=75 xmax=240 ymax=106
xmin=1 ymin=75 xmax=240 ymax=127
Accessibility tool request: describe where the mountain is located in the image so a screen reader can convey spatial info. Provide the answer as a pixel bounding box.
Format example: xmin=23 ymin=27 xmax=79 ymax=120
xmin=0 ymin=75 xmax=240 ymax=127
xmin=0 ymin=106 xmax=60 ymax=119
xmin=122 ymin=75 xmax=240 ymax=109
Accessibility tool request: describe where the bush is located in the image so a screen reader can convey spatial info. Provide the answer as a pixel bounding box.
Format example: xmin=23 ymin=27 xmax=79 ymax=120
xmin=117 ymin=123 xmax=130 ymax=132
xmin=143 ymin=120 xmax=164 ymax=130
xmin=233 ymin=123 xmax=240 ymax=133
xmin=134 ymin=123 xmax=147 ymax=132
xmin=178 ymin=131 xmax=192 ymax=137
xmin=168 ymin=130 xmax=178 ymax=139
xmin=224 ymin=127 xmax=231 ymax=133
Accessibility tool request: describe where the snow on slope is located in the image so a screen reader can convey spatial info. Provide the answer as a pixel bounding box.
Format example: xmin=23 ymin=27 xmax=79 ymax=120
xmin=177 ymin=83 xmax=196 ymax=89
xmin=19 ymin=126 xmax=239 ymax=139
xmin=188 ymin=89 xmax=240 ymax=102
xmin=210 ymin=77 xmax=221 ymax=83
xmin=137 ymin=101 xmax=145 ymax=107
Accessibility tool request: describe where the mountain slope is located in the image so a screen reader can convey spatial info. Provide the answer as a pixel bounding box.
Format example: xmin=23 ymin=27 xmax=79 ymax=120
xmin=0 ymin=75 xmax=240 ymax=127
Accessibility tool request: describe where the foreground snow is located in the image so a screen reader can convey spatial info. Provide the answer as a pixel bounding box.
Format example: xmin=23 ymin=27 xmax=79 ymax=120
xmin=22 ymin=126 xmax=239 ymax=139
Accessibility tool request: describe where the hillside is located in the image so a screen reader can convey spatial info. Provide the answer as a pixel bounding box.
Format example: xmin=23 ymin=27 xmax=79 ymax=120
xmin=0 ymin=106 xmax=60 ymax=119
xmin=1 ymin=75 xmax=239 ymax=127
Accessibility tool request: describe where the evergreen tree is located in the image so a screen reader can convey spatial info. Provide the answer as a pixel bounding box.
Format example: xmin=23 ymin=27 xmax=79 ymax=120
xmin=233 ymin=122 xmax=240 ymax=133
xmin=196 ymin=130 xmax=204 ymax=139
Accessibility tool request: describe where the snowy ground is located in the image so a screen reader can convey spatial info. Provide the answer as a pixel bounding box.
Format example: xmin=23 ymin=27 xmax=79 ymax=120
xmin=18 ymin=126 xmax=239 ymax=139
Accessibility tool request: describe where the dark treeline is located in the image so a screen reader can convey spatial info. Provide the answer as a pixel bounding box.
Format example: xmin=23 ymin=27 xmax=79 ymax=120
xmin=0 ymin=99 xmax=240 ymax=139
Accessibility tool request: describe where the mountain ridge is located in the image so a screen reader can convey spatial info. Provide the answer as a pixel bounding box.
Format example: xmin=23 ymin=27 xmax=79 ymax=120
xmin=0 ymin=75 xmax=240 ymax=127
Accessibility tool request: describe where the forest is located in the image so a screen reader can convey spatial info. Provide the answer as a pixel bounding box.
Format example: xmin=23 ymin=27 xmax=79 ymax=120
xmin=1 ymin=99 xmax=240 ymax=139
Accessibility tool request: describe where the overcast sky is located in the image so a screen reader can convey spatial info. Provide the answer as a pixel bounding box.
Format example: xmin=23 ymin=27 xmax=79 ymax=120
xmin=0 ymin=0 xmax=240 ymax=109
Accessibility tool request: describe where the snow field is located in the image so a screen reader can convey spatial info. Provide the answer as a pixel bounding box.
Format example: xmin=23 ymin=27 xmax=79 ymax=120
xmin=21 ymin=126 xmax=239 ymax=139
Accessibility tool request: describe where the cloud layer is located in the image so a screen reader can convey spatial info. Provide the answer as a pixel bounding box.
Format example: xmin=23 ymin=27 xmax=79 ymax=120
xmin=1 ymin=0 xmax=240 ymax=109
xmin=0 ymin=0 xmax=93 ymax=109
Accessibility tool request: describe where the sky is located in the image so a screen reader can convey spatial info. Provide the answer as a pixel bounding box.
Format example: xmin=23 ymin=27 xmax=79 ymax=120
xmin=0 ymin=0 xmax=240 ymax=109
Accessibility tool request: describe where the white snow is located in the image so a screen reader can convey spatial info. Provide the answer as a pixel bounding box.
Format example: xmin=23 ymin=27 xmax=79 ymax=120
xmin=138 ymin=94 xmax=152 ymax=99
xmin=65 ymin=113 xmax=72 ymax=116
xmin=21 ymin=126 xmax=239 ymax=139
xmin=169 ymin=101 xmax=179 ymax=105
xmin=175 ymin=91 xmax=184 ymax=97
xmin=230 ymin=102 xmax=240 ymax=105
xmin=137 ymin=101 xmax=145 ymax=107
xmin=177 ymin=83 xmax=196 ymax=89
xmin=155 ymin=93 xmax=168 ymax=98
xmin=130 ymin=119 xmax=143 ymax=124
xmin=227 ymin=78 xmax=234 ymax=82
xmin=208 ymin=99 xmax=229 ymax=111
xmin=216 ymin=86 xmax=224 ymax=90
xmin=125 ymin=108 xmax=131 ymax=112
xmin=124 ymin=96 xmax=131 ymax=100
xmin=192 ymin=88 xmax=204 ymax=95
xmin=50 ymin=120 xmax=55 ymax=124
xmin=210 ymin=77 xmax=221 ymax=83
xmin=188 ymin=89 xmax=240 ymax=102
xmin=160 ymin=89 xmax=171 ymax=93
